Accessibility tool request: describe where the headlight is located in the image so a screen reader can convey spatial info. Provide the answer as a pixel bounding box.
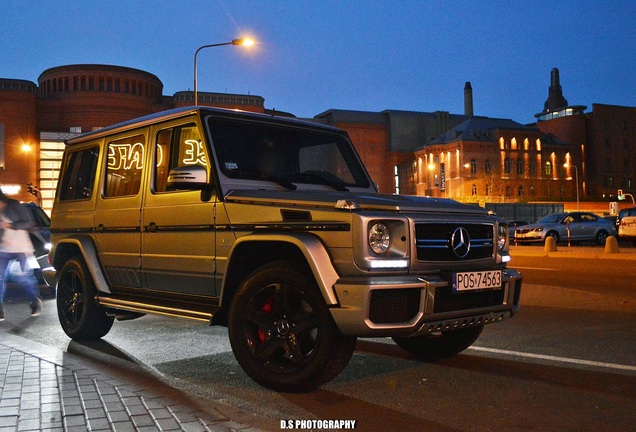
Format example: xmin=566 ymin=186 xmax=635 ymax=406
xmin=497 ymin=224 xmax=508 ymax=252
xmin=368 ymin=222 xmax=390 ymax=255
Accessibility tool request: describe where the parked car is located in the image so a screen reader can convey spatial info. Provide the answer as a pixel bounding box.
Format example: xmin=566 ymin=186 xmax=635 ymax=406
xmin=507 ymin=220 xmax=528 ymax=239
xmin=514 ymin=212 xmax=617 ymax=245
xmin=618 ymin=208 xmax=636 ymax=245
xmin=47 ymin=106 xmax=521 ymax=392
xmin=617 ymin=208 xmax=636 ymax=230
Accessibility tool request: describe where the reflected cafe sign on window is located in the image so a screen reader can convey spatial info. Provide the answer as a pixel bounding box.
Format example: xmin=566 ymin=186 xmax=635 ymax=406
xmin=107 ymin=140 xmax=206 ymax=170
xmin=0 ymin=185 xmax=21 ymax=195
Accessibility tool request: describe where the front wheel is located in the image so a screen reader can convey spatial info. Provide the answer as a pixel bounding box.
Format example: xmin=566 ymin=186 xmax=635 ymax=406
xmin=546 ymin=231 xmax=560 ymax=243
xmin=56 ymin=256 xmax=114 ymax=340
xmin=228 ymin=261 xmax=356 ymax=392
xmin=392 ymin=325 xmax=484 ymax=361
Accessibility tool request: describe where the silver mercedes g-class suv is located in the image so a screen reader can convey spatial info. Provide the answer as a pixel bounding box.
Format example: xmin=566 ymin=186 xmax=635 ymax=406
xmin=48 ymin=106 xmax=522 ymax=392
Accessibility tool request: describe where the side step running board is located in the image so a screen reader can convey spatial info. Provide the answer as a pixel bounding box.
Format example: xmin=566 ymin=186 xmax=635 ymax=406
xmin=97 ymin=297 xmax=213 ymax=323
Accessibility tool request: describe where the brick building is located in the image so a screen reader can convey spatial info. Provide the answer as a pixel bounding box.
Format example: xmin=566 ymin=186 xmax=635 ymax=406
xmin=0 ymin=64 xmax=267 ymax=211
xmin=534 ymin=68 xmax=635 ymax=200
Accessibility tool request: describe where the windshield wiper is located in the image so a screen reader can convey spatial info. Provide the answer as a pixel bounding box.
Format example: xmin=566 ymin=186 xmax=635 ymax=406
xmin=295 ymin=171 xmax=349 ymax=191
xmin=260 ymin=173 xmax=297 ymax=190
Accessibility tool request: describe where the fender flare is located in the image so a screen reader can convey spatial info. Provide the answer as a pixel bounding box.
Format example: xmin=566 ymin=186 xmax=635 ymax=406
xmin=220 ymin=233 xmax=340 ymax=306
xmin=51 ymin=235 xmax=111 ymax=294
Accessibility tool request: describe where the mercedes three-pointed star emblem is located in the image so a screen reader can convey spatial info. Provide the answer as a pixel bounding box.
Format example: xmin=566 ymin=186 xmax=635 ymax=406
xmin=451 ymin=227 xmax=471 ymax=258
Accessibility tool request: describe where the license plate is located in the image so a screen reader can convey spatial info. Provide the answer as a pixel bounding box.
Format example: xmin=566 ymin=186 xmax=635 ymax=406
xmin=452 ymin=270 xmax=502 ymax=291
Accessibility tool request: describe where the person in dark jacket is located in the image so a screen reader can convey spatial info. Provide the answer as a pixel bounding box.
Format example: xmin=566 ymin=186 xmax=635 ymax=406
xmin=0 ymin=189 xmax=42 ymax=320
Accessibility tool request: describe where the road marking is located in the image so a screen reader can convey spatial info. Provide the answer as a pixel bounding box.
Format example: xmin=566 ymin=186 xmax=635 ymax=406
xmin=468 ymin=346 xmax=636 ymax=372
xmin=512 ymin=266 xmax=558 ymax=271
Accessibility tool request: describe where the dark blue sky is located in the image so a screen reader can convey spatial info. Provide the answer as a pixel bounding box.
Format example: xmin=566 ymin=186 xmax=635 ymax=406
xmin=2 ymin=1 xmax=634 ymax=123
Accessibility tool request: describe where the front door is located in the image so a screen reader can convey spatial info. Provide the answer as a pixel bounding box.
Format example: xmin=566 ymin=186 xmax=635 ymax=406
xmin=140 ymin=121 xmax=218 ymax=296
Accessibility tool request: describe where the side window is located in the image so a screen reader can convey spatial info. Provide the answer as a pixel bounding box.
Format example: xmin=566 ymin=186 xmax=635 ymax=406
xmin=154 ymin=124 xmax=206 ymax=193
xmin=580 ymin=214 xmax=597 ymax=222
xmin=59 ymin=147 xmax=99 ymax=201
xmin=104 ymin=134 xmax=145 ymax=197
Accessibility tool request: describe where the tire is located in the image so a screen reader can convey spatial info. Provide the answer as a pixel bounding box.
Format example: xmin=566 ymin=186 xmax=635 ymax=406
xmin=392 ymin=325 xmax=484 ymax=362
xmin=56 ymin=256 xmax=114 ymax=340
xmin=546 ymin=231 xmax=560 ymax=243
xmin=228 ymin=261 xmax=356 ymax=392
xmin=595 ymin=230 xmax=609 ymax=245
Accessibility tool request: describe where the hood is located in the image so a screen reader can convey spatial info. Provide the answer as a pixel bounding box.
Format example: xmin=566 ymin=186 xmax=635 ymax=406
xmin=224 ymin=189 xmax=488 ymax=215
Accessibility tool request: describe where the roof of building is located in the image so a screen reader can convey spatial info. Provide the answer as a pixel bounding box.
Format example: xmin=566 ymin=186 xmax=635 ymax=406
xmin=428 ymin=116 xmax=537 ymax=146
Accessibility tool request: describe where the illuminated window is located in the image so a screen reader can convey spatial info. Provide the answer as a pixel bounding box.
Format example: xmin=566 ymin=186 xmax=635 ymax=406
xmin=544 ymin=161 xmax=552 ymax=176
xmin=511 ymin=137 xmax=517 ymax=150
xmin=523 ymin=138 xmax=529 ymax=151
xmin=499 ymin=137 xmax=505 ymax=150
xmin=535 ymin=139 xmax=541 ymax=151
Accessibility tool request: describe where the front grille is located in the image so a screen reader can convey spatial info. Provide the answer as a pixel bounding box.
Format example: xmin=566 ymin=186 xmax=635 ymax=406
xmin=415 ymin=223 xmax=494 ymax=261
xmin=432 ymin=286 xmax=505 ymax=313
xmin=369 ymin=289 xmax=421 ymax=324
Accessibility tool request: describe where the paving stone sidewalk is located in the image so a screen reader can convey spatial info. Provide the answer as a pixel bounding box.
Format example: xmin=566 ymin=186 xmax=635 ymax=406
xmin=0 ymin=336 xmax=262 ymax=432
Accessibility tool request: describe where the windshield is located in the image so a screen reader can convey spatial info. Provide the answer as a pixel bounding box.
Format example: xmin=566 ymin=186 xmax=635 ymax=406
xmin=536 ymin=213 xmax=565 ymax=224
xmin=207 ymin=117 xmax=370 ymax=189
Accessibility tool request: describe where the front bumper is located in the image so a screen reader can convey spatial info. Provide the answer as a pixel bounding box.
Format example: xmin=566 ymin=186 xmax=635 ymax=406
xmin=330 ymin=269 xmax=522 ymax=337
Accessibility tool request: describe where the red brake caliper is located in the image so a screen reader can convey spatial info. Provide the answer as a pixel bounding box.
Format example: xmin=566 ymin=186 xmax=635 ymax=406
xmin=258 ymin=296 xmax=274 ymax=343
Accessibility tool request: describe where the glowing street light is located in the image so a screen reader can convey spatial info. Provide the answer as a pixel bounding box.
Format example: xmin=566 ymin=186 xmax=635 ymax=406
xmin=193 ymin=37 xmax=255 ymax=106
xmin=563 ymin=162 xmax=579 ymax=210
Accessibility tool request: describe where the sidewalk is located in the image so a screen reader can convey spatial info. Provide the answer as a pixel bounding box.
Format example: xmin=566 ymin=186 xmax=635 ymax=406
xmin=0 ymin=333 xmax=264 ymax=432
xmin=510 ymin=244 xmax=636 ymax=260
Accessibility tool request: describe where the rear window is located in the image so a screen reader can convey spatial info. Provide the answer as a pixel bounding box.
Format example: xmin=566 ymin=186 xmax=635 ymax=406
xmin=59 ymin=147 xmax=99 ymax=201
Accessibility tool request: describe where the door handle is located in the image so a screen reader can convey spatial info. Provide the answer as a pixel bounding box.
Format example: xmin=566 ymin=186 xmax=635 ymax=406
xmin=146 ymin=222 xmax=158 ymax=233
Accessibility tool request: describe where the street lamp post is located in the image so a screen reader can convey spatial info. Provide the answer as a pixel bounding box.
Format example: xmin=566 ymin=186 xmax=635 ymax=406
xmin=564 ymin=163 xmax=579 ymax=210
xmin=193 ymin=37 xmax=255 ymax=106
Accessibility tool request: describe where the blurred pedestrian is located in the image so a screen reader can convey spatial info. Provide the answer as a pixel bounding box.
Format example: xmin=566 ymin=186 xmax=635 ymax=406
xmin=0 ymin=189 xmax=42 ymax=321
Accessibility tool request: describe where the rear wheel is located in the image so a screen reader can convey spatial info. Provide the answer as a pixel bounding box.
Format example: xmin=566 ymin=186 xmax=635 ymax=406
xmin=228 ymin=261 xmax=356 ymax=392
xmin=392 ymin=325 xmax=484 ymax=361
xmin=56 ymin=256 xmax=114 ymax=340
xmin=595 ymin=230 xmax=609 ymax=245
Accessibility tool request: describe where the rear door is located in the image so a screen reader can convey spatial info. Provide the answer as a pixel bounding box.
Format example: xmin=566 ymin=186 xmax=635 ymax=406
xmin=140 ymin=119 xmax=219 ymax=296
xmin=93 ymin=130 xmax=147 ymax=289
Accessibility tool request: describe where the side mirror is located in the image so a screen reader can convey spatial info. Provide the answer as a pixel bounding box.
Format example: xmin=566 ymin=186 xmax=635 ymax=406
xmin=166 ymin=166 xmax=209 ymax=190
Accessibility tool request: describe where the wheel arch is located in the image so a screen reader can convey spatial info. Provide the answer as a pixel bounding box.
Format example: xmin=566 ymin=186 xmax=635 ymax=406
xmin=51 ymin=235 xmax=111 ymax=294
xmin=214 ymin=233 xmax=340 ymax=326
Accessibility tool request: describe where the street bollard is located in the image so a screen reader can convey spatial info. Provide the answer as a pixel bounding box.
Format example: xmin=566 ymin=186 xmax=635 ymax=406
xmin=544 ymin=235 xmax=558 ymax=252
xmin=604 ymin=236 xmax=620 ymax=254
xmin=567 ymin=222 xmax=571 ymax=247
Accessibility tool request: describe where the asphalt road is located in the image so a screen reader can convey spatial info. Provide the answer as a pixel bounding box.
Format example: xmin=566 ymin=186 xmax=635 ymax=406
xmin=1 ymin=254 xmax=635 ymax=432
